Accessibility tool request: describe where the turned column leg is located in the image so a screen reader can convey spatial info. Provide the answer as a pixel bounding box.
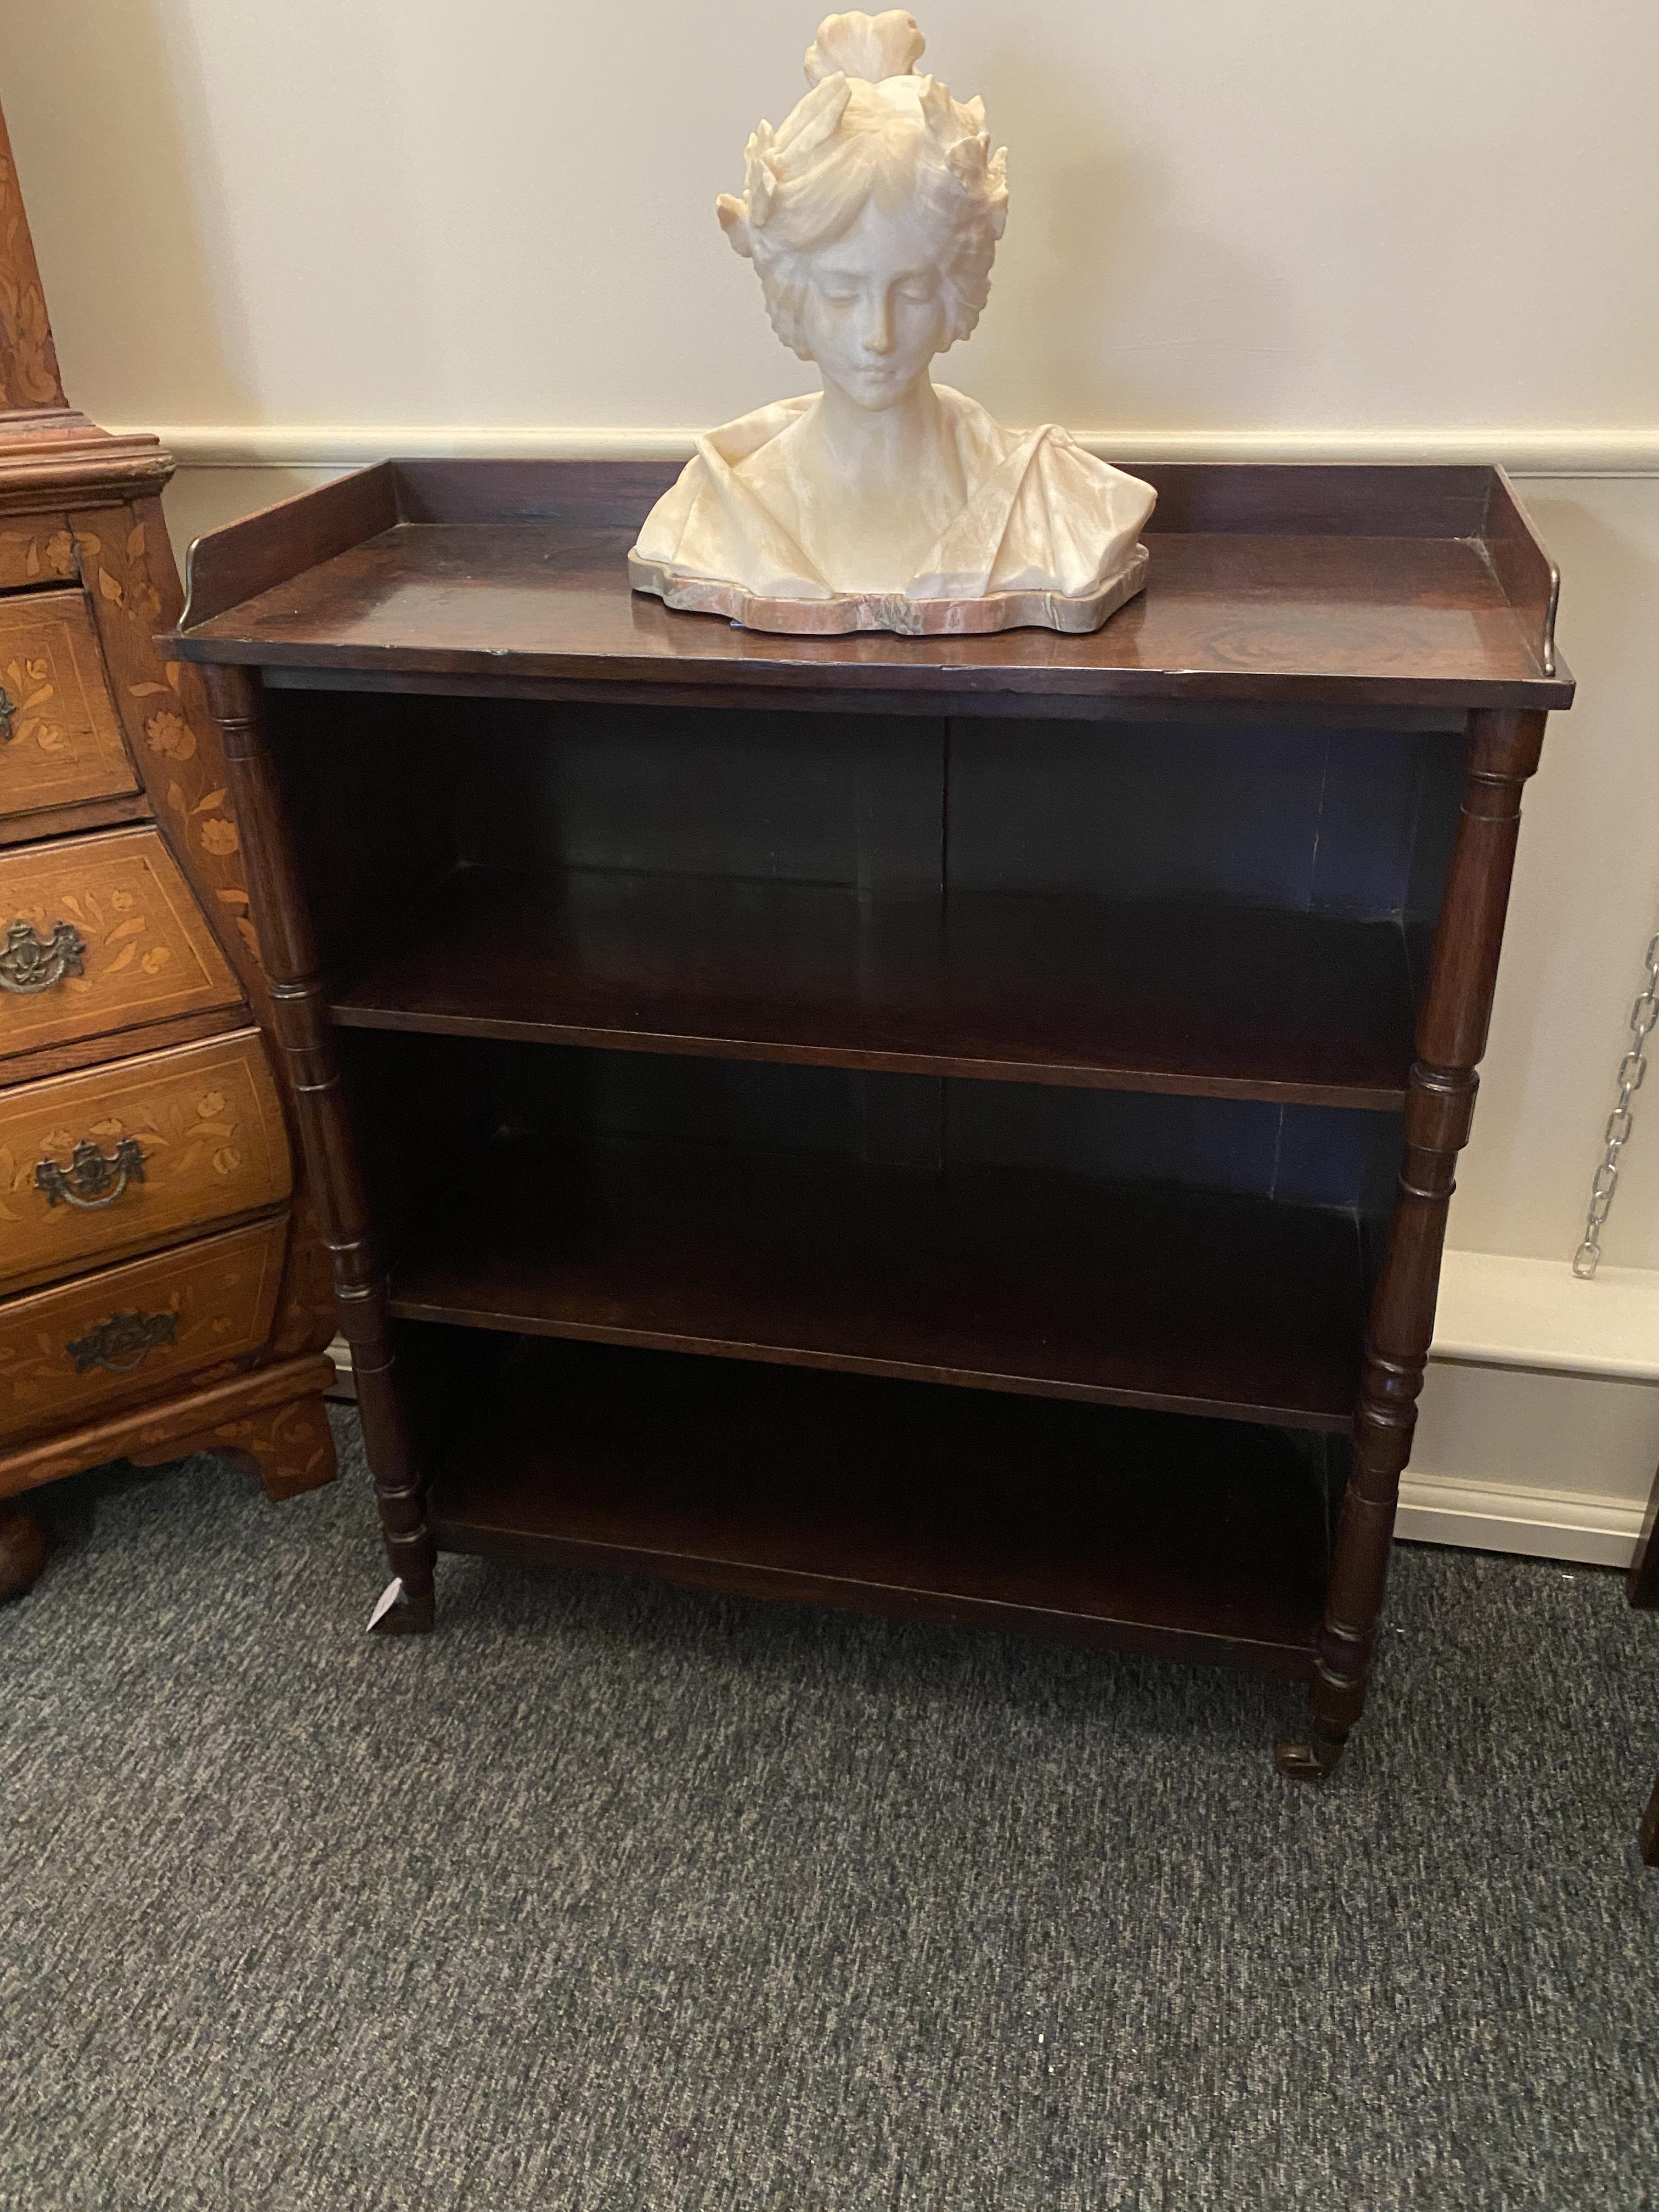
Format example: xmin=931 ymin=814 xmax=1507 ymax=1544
xmin=1277 ymin=709 xmax=1548 ymax=1778
xmin=204 ymin=665 xmax=435 ymax=1632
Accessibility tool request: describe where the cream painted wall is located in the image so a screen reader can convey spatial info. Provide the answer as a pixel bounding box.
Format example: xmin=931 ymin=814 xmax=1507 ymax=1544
xmin=1 ymin=0 xmax=1656 ymax=1281
xmin=0 ymin=1 xmax=1656 ymax=447
xmin=1454 ymin=478 xmax=1659 ymax=1271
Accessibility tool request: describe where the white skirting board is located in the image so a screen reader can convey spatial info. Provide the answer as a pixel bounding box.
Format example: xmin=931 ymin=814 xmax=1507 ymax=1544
xmin=1401 ymin=1254 xmax=1659 ymax=1565
xmin=1394 ymin=1467 xmax=1646 ymax=1565
xmin=323 ymin=1252 xmax=1659 ymax=1568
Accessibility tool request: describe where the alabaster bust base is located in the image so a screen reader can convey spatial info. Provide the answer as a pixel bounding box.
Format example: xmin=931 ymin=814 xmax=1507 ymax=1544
xmin=628 ymin=539 xmax=1149 ymax=637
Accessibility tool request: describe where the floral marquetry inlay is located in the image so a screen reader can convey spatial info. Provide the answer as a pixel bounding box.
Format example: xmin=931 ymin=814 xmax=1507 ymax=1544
xmin=0 ymin=1029 xmax=291 ymax=1294
xmin=77 ymin=500 xmax=267 ymax=998
xmin=0 ymin=587 xmax=140 ymax=817
xmin=0 ymin=1219 xmax=287 ymax=1440
xmin=0 ymin=527 xmax=74 ymax=589
xmin=0 ymin=141 xmax=65 ymax=412
xmin=1 ymin=656 xmax=64 ymax=752
xmin=0 ymin=827 xmax=241 ymax=1060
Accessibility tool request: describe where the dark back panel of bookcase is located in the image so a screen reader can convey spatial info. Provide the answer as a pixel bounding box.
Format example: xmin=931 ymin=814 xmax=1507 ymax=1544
xmin=276 ymin=686 xmax=1439 ymax=1232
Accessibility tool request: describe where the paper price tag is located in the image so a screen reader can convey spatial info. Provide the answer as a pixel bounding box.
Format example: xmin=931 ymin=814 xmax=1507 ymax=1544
xmin=367 ymin=1576 xmax=405 ymax=1630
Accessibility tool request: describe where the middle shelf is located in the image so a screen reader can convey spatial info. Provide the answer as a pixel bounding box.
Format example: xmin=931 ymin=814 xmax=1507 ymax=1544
xmin=331 ymin=866 xmax=1417 ymax=1109
xmin=386 ymin=1130 xmax=1369 ymax=1430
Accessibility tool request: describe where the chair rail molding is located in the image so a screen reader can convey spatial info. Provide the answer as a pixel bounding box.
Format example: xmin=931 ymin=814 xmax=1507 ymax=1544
xmin=120 ymin=423 xmax=1659 ymax=480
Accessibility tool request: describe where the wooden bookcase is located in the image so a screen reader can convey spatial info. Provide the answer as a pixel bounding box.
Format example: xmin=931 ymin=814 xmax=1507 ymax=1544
xmin=174 ymin=458 xmax=1572 ymax=1774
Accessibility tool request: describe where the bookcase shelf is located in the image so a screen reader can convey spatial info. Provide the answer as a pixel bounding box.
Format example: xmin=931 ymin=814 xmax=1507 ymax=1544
xmin=177 ymin=455 xmax=1571 ymax=1775
xmin=332 ymin=865 xmax=1417 ymax=1110
xmin=386 ymin=1131 xmax=1368 ymax=1428
xmin=427 ymin=1339 xmax=1333 ymax=1676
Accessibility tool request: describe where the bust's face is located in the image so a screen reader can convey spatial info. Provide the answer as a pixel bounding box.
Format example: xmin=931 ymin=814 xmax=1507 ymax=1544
xmin=798 ymin=195 xmax=951 ymax=411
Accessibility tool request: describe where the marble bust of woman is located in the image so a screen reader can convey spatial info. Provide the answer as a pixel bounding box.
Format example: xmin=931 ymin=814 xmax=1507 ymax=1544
xmin=630 ymin=10 xmax=1156 ymax=636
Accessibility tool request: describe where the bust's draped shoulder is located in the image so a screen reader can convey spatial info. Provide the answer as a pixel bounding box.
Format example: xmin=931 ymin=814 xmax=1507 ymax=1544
xmin=634 ymin=388 xmax=1155 ymax=606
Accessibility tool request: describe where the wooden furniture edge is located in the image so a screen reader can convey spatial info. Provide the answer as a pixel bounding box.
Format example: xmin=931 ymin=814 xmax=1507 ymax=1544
xmin=0 ymin=431 xmax=174 ymax=510
xmin=256 ymin=668 xmax=1473 ymax=729
xmin=389 ymin=455 xmax=681 ymax=527
xmin=1484 ymin=470 xmax=1562 ymax=679
xmin=0 ymin=790 xmax=153 ymax=851
xmin=1630 ymin=1454 xmax=1659 ymax=1862
xmin=168 ymin=458 xmax=1576 ymax=714
xmin=179 ymin=461 xmax=398 ymax=630
xmin=1627 ymin=1452 xmax=1659 ymax=1609
xmin=1277 ymin=707 xmax=1550 ymax=1779
xmin=0 ymin=1351 xmax=337 ymax=1501
xmin=205 ymin=662 xmax=432 ymax=1627
xmin=182 ymin=653 xmax=1575 ymax=713
xmin=431 ymin=1506 xmax=1321 ymax=1679
xmin=387 ymin=455 xmax=1506 ymax=539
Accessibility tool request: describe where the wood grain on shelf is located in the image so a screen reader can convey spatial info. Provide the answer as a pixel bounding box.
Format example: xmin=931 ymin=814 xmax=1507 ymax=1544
xmin=390 ymin=1132 xmax=1366 ymax=1429
xmin=173 ymin=460 xmax=1573 ymax=712
xmin=429 ymin=1340 xmax=1329 ymax=1673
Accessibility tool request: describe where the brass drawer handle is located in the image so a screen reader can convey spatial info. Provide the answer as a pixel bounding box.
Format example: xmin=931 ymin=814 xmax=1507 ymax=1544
xmin=0 ymin=684 xmax=13 ymax=741
xmin=0 ymin=917 xmax=85 ymax=994
xmin=36 ymin=1135 xmax=146 ymax=1210
xmin=66 ymin=1308 xmax=178 ymax=1375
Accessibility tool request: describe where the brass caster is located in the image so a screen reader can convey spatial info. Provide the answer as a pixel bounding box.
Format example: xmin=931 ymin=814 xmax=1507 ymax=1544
xmin=1274 ymin=1733 xmax=1346 ymax=1781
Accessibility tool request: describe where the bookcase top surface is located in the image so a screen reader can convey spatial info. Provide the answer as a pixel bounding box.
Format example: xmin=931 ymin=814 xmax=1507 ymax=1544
xmin=175 ymin=459 xmax=1572 ymax=713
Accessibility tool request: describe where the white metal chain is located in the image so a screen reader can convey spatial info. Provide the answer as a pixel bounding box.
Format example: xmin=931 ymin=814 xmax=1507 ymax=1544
xmin=1573 ymin=924 xmax=1659 ymax=1278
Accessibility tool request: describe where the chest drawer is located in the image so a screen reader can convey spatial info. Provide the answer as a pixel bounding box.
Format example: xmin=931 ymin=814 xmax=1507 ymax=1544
xmin=0 ymin=1216 xmax=287 ymax=1441
xmin=0 ymin=1029 xmax=291 ymax=1294
xmin=0 ymin=825 xmax=241 ymax=1062
xmin=0 ymin=585 xmax=139 ymax=820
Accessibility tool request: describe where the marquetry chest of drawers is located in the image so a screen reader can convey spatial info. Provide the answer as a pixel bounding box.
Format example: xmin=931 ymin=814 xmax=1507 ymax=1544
xmin=0 ymin=92 xmax=336 ymax=1600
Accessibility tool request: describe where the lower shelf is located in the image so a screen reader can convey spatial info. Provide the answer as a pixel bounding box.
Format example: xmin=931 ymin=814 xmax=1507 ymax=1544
xmin=426 ymin=1339 xmax=1332 ymax=1677
xmin=390 ymin=1134 xmax=1367 ymax=1429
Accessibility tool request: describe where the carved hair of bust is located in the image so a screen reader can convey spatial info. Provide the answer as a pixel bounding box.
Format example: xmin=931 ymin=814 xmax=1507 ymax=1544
xmin=716 ymin=9 xmax=1010 ymax=362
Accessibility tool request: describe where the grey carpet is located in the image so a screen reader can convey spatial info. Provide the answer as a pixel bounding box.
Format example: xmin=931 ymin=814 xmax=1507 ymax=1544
xmin=2 ymin=1408 xmax=1657 ymax=2212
